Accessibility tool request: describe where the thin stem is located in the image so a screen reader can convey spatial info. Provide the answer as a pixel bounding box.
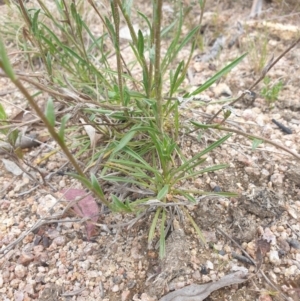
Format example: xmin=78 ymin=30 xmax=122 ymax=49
xmin=153 ymin=0 xmax=163 ymax=132
xmin=206 ymin=124 xmax=300 ymax=160
xmin=111 ymin=0 xmax=124 ymax=106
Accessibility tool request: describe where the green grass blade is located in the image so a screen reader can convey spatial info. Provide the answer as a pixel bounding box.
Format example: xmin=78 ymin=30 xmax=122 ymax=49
xmin=111 ymin=195 xmax=132 ymax=212
xmin=159 ymin=209 xmax=166 ymax=258
xmin=0 ymin=37 xmax=16 ymax=80
xmin=45 ymin=98 xmax=55 ymax=127
xmin=157 ymin=185 xmax=169 ymax=201
xmin=188 ymin=53 xmax=247 ymax=96
xmin=171 ymin=134 xmax=231 ymax=176
xmin=148 ymin=207 xmax=161 ymax=244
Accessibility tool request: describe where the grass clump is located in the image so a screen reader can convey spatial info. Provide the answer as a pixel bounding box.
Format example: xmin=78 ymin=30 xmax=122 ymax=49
xmin=261 ymin=76 xmax=283 ymax=107
xmin=0 ymin=0 xmax=245 ymax=257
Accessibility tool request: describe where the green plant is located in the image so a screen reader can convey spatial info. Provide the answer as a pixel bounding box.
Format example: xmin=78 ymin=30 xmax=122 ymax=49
xmin=0 ymin=0 xmax=244 ymax=257
xmin=261 ymin=76 xmax=283 ymax=106
xmin=246 ymin=32 xmax=269 ymax=74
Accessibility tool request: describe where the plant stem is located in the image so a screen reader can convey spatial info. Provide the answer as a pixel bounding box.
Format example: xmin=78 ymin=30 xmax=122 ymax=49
xmin=153 ymin=0 xmax=163 ymax=132
xmin=111 ymin=0 xmax=124 ymax=106
xmin=212 ymin=125 xmax=300 ymax=160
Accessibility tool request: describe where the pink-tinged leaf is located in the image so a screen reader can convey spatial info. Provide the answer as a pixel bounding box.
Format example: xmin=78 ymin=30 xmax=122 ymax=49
xmin=61 ymin=188 xmax=99 ymax=240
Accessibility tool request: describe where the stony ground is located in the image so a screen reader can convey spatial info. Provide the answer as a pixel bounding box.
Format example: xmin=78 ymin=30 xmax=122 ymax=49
xmin=1 ymin=1 xmax=300 ymax=301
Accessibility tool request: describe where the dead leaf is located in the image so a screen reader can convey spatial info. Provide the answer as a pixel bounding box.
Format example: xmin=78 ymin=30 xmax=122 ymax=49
xmin=80 ymin=118 xmax=101 ymax=148
xmin=159 ymin=270 xmax=249 ymax=301
xmin=256 ymin=239 xmax=271 ymax=268
xmin=61 ymin=188 xmax=99 ymax=240
xmin=1 ymin=158 xmax=23 ymax=176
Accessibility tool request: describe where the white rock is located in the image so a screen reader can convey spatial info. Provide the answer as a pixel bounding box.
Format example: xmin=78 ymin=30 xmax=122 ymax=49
xmin=111 ymin=284 xmax=119 ymax=292
xmin=206 ymin=260 xmax=214 ymax=270
xmin=36 ymin=194 xmax=57 ymax=216
xmin=285 ymin=265 xmax=297 ymax=277
xmin=270 ymin=173 xmax=284 ymax=185
xmin=14 ymin=265 xmax=27 ymax=278
xmin=269 ymin=250 xmax=280 ymax=265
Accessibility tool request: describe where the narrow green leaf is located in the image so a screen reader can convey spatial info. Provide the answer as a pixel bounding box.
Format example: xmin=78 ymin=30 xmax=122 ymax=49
xmin=111 ymin=195 xmax=132 ymax=212
xmin=159 ymin=209 xmax=166 ymax=258
xmin=0 ymin=103 xmax=8 ymax=135
xmin=172 ymin=135 xmax=231 ymax=176
xmin=8 ymin=129 xmax=19 ymax=147
xmin=0 ymin=103 xmax=7 ymax=120
xmin=31 ymin=9 xmax=41 ymax=36
xmin=112 ymin=128 xmax=137 ymax=155
xmin=137 ymin=30 xmax=144 ymax=57
xmin=188 ymin=53 xmax=247 ymax=96
xmin=252 ymin=138 xmax=263 ymax=150
xmin=137 ymin=11 xmax=152 ymax=34
xmin=123 ymin=0 xmax=133 ymax=17
xmin=58 ymin=114 xmax=70 ymax=141
xmin=0 ymin=38 xmax=16 ymax=80
xmin=185 ymin=209 xmax=206 ymax=245
xmin=177 ymin=164 xmax=229 ymax=182
xmin=101 ymin=175 xmax=151 ymax=188
xmin=67 ymin=173 xmax=93 ymax=190
xmin=45 ymin=98 xmax=55 ymax=127
xmin=148 ymin=208 xmax=161 ymax=243
xmin=180 ymin=191 xmax=196 ymax=203
xmin=91 ymin=174 xmax=105 ymax=199
xmin=157 ymin=185 xmax=169 ymax=201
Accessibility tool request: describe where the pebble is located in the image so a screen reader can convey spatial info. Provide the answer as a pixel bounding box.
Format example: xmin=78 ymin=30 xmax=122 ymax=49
xmin=111 ymin=284 xmax=119 ymax=292
xmin=14 ymin=265 xmax=27 ymax=279
xmin=206 ymin=260 xmax=214 ymax=270
xmin=18 ymin=252 xmax=34 ymax=265
xmin=277 ymin=238 xmax=290 ymax=253
xmin=270 ymin=173 xmax=283 ymax=185
xmin=276 ymin=226 xmax=285 ymax=232
xmin=36 ymin=194 xmax=58 ymax=216
xmin=269 ymin=250 xmax=280 ymax=265
xmin=284 ymin=265 xmax=297 ymax=277
xmin=122 ymin=289 xmax=131 ymax=301
xmin=52 ymin=236 xmax=66 ymax=246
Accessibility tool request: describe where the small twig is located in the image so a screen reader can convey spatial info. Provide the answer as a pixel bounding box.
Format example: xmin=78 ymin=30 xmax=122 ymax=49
xmin=61 ymin=287 xmax=86 ymax=297
xmin=215 ymin=125 xmax=300 ymax=160
xmin=217 ymin=227 xmax=257 ymax=267
xmin=208 ymin=36 xmax=300 ymax=123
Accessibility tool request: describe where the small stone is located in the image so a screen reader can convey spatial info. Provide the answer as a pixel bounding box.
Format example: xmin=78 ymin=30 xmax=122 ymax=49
xmin=269 ymin=250 xmax=280 ymax=265
xmin=111 ymin=284 xmax=119 ymax=292
xmin=52 ymin=236 xmax=65 ymax=246
xmin=11 ymin=278 xmax=21 ymax=288
xmin=192 ymin=270 xmax=201 ymax=280
xmin=14 ymin=264 xmax=27 ymax=278
xmin=140 ymin=293 xmax=157 ymax=301
xmin=273 ymin=267 xmax=281 ymax=273
xmin=206 ymin=260 xmax=214 ymax=270
xmin=213 ymin=83 xmax=232 ymax=98
xmin=284 ymin=265 xmax=297 ymax=277
xmin=287 ymin=238 xmax=300 ymax=249
xmin=18 ymin=252 xmax=34 ymax=265
xmin=270 ymin=173 xmax=283 ymax=186
xmin=121 ymin=290 xmax=131 ymax=301
xmin=277 ymin=225 xmax=285 ymax=232
xmin=277 ymin=238 xmax=290 ymax=253
xmin=36 ymin=194 xmax=58 ymax=216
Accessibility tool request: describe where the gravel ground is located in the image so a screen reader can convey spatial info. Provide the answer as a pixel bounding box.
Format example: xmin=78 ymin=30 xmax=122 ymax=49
xmin=1 ymin=1 xmax=300 ymax=301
